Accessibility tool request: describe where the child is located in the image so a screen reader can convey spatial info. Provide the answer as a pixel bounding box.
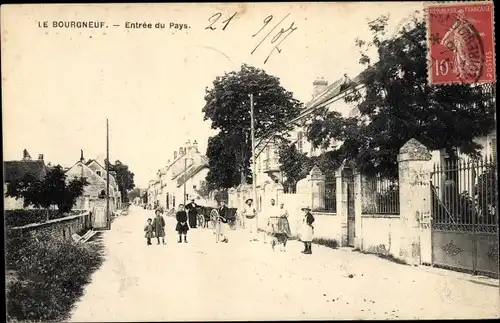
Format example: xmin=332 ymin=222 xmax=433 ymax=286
xmin=175 ymin=204 xmax=189 ymax=243
xmin=144 ymin=218 xmax=154 ymax=246
xmin=152 ymin=209 xmax=166 ymax=245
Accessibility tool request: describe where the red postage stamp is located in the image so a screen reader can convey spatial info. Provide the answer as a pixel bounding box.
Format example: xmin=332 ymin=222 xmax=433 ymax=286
xmin=426 ymin=1 xmax=495 ymax=85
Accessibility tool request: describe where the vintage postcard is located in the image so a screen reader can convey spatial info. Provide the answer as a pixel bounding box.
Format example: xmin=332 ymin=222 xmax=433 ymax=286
xmin=2 ymin=2 xmax=498 ymax=322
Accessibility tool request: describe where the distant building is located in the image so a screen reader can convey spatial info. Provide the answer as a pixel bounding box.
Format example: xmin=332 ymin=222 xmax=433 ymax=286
xmin=147 ymin=139 xmax=209 ymax=210
xmin=4 ymin=149 xmax=48 ymax=210
xmin=64 ymin=150 xmax=121 ymax=212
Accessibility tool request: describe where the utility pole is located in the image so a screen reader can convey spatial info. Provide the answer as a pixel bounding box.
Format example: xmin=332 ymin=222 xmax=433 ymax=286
xmin=106 ymin=119 xmax=110 ymax=230
xmin=250 ymin=94 xmax=258 ymax=226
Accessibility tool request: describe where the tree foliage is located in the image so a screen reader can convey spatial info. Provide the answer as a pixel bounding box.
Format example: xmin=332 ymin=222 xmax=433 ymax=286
xmin=5 ymin=165 xmax=88 ymax=216
xmin=203 ymin=64 xmax=302 ymax=189
xmin=305 ymin=14 xmax=496 ymax=178
xmin=127 ymin=188 xmax=141 ymax=201
xmin=105 ymin=159 xmax=135 ymax=202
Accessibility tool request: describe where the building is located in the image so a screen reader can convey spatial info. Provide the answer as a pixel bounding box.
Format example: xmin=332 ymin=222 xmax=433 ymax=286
xmin=254 ymin=73 xmax=497 ymax=190
xmin=4 ymin=149 xmax=48 ymax=210
xmin=64 ymin=151 xmax=121 ymax=212
xmin=148 ymin=139 xmax=209 ymax=210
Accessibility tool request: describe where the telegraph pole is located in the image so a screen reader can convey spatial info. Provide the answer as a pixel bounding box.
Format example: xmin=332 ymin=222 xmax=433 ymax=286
xmin=106 ymin=119 xmax=110 ymax=230
xmin=250 ymin=94 xmax=258 ymax=225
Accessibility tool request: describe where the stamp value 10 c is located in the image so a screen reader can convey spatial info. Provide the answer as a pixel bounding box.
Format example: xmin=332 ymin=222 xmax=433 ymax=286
xmin=426 ymin=1 xmax=495 ymax=85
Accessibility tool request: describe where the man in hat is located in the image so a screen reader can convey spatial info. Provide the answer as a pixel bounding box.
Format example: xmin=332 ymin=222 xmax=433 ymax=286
xmin=185 ymin=198 xmax=200 ymax=229
xmin=300 ymin=206 xmax=315 ymax=254
xmin=242 ymin=198 xmax=258 ymax=242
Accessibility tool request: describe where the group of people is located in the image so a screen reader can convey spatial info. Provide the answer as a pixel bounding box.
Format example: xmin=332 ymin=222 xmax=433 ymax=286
xmin=143 ymin=199 xmax=200 ymax=245
xmin=144 ymin=197 xmax=316 ymax=255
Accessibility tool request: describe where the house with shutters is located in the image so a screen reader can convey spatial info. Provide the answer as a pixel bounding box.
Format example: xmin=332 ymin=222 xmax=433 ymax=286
xmin=147 ymin=139 xmax=209 ymax=211
xmin=64 ymin=151 xmax=121 ymax=212
xmin=4 ymin=149 xmax=48 ymax=210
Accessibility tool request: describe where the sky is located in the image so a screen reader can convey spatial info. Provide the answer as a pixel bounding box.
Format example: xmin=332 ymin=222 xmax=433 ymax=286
xmin=2 ymin=2 xmax=424 ymax=188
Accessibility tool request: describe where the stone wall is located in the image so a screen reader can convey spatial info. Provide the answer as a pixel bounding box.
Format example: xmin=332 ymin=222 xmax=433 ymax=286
xmin=8 ymin=212 xmax=93 ymax=241
xmin=358 ymin=215 xmax=401 ymax=256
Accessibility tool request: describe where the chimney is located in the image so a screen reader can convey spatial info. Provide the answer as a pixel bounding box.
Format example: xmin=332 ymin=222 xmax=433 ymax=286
xmin=174 ymin=151 xmax=178 ymax=159
xmin=193 ymin=140 xmax=198 ymax=153
xmin=179 ymin=147 xmax=184 ymax=156
xmin=80 ymin=149 xmax=84 ymax=162
xmin=23 ymin=149 xmax=32 ymax=161
xmin=313 ymin=77 xmax=328 ymax=97
xmin=38 ymin=154 xmax=44 ymax=161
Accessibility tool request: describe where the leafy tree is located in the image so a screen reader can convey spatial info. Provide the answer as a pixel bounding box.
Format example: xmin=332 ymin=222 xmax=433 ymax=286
xmin=5 ymin=166 xmax=88 ymax=220
xmin=205 ymin=132 xmax=244 ymax=190
xmin=306 ymin=14 xmax=496 ymax=178
xmin=105 ymin=159 xmax=135 ymax=203
xmin=278 ymin=143 xmax=311 ymax=191
xmin=278 ymin=142 xmax=345 ymax=192
xmin=195 ymin=181 xmax=211 ymax=199
xmin=127 ymin=188 xmax=141 ymax=201
xmin=203 ymin=64 xmax=302 ymax=188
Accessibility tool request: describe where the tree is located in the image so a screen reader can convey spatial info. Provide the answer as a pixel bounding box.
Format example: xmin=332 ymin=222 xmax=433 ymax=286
xmin=5 ymin=166 xmax=88 ymax=220
xmin=105 ymin=159 xmax=135 ymax=203
xmin=203 ymin=64 xmax=302 ymax=188
xmin=306 ymin=14 xmax=496 ymax=178
xmin=278 ymin=143 xmax=311 ymax=191
xmin=127 ymin=188 xmax=141 ymax=201
xmin=195 ymin=181 xmax=211 ymax=199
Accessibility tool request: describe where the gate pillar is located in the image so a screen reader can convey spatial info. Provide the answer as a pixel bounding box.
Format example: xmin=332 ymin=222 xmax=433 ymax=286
xmin=397 ymin=138 xmax=432 ymax=266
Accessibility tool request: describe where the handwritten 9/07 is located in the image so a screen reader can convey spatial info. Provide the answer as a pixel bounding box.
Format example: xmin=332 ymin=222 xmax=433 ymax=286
xmin=205 ymin=12 xmax=298 ymax=64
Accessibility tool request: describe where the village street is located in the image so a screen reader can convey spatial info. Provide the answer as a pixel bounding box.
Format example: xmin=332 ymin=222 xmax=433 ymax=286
xmin=70 ymin=206 xmax=500 ymax=321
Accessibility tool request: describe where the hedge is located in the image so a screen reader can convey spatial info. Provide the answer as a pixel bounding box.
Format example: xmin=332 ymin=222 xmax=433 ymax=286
xmin=5 ymin=232 xmax=105 ymax=322
xmin=4 ymin=209 xmax=87 ymax=228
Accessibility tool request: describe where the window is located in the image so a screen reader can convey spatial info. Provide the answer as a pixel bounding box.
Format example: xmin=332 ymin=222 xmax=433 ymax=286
xmin=96 ymin=170 xmax=102 ymax=177
xmin=297 ymin=132 xmax=304 ymax=152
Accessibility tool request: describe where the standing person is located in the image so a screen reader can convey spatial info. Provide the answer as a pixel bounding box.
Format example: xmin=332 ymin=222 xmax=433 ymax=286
xmin=265 ymin=199 xmax=279 ymax=244
xmin=185 ymin=198 xmax=200 ymax=229
xmin=144 ymin=218 xmax=154 ymax=246
xmin=175 ymin=204 xmax=189 ymax=243
xmin=217 ymin=200 xmax=229 ymax=243
xmin=300 ymin=206 xmax=315 ymax=255
xmin=277 ymin=202 xmax=292 ymax=237
xmin=152 ymin=209 xmax=166 ymax=245
xmin=242 ymin=198 xmax=258 ymax=242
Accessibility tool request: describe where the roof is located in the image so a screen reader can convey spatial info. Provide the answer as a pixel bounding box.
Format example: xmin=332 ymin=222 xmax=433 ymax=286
xmin=176 ymin=164 xmax=208 ymax=188
xmin=4 ymin=160 xmax=47 ymax=182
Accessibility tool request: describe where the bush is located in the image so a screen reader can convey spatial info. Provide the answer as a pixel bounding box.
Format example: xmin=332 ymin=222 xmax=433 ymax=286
xmin=5 ymin=232 xmax=105 ymax=322
xmin=4 ymin=209 xmax=87 ymax=228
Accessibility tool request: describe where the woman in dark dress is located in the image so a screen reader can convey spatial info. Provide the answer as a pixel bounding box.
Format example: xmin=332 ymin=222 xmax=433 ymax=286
xmin=175 ymin=204 xmax=189 ymax=243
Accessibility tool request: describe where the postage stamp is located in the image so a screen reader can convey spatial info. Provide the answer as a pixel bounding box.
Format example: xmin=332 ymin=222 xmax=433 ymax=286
xmin=426 ymin=1 xmax=495 ymax=85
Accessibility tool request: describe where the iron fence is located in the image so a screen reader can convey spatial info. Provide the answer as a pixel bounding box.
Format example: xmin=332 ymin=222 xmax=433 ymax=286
xmin=324 ymin=181 xmax=337 ymax=213
xmin=431 ymin=156 xmax=498 ymax=231
xmin=361 ymin=176 xmax=400 ymax=214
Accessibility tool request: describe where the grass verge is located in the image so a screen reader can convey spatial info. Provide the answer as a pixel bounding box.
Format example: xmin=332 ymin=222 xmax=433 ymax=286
xmin=5 ymin=231 xmax=105 ymax=322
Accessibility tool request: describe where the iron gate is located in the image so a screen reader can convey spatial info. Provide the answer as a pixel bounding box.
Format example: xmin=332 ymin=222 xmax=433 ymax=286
xmin=430 ymin=157 xmax=498 ymax=277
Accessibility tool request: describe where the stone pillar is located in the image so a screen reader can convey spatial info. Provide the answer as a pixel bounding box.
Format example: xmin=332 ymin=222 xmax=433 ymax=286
xmin=309 ymin=165 xmax=326 ymax=211
xmin=397 ymin=138 xmax=432 ymax=266
xmin=353 ymin=172 xmax=363 ymax=249
xmin=336 ymin=168 xmax=349 ymax=247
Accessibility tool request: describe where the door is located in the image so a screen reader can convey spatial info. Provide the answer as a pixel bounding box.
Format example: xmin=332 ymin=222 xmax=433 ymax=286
xmin=93 ymin=206 xmax=107 ymax=229
xmin=347 ymin=180 xmax=356 ymax=247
